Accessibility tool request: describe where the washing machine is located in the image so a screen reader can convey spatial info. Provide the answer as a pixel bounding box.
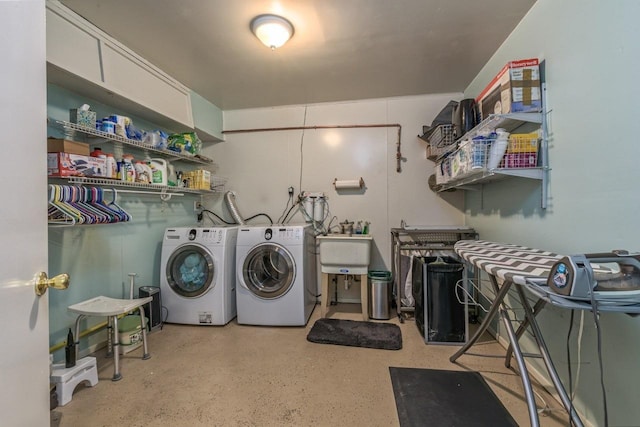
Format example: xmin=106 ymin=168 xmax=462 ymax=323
xmin=160 ymin=227 xmax=238 ymax=325
xmin=236 ymin=224 xmax=317 ymax=326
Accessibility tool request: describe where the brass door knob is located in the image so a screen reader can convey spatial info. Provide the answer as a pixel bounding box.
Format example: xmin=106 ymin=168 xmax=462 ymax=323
xmin=35 ymin=272 xmax=70 ymax=296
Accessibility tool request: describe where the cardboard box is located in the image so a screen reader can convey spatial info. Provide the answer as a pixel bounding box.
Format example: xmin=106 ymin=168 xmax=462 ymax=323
xmin=48 ymin=153 xmax=106 ymax=177
xmin=70 ymin=108 xmax=97 ymax=129
xmin=47 ymin=138 xmax=90 ymax=156
xmin=183 ymin=169 xmax=211 ymax=190
xmin=476 ymin=58 xmax=541 ymax=119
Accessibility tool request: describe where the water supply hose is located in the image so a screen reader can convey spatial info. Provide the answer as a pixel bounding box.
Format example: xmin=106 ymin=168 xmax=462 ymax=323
xmin=224 ymin=191 xmax=246 ymax=225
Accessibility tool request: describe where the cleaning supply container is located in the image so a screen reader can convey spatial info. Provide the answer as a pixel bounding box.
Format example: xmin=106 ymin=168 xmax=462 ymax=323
xmin=368 ymin=270 xmax=392 ymax=320
xmin=149 ymin=158 xmax=168 ymax=186
xmin=118 ymin=315 xmax=144 ymax=355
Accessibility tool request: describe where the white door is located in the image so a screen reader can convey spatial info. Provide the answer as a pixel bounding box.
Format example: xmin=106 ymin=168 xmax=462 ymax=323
xmin=0 ymin=1 xmax=50 ymax=426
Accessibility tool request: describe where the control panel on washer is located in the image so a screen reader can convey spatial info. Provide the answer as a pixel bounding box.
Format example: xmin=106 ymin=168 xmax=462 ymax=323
xmin=275 ymin=227 xmax=303 ymax=241
xmin=202 ymin=228 xmax=224 ymax=243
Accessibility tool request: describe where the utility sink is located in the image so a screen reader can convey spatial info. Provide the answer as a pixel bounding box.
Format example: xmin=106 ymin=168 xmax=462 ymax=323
xmin=316 ymin=234 xmax=373 ymax=274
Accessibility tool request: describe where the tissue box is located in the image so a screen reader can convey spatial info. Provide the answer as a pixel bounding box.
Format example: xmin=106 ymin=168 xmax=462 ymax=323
xmin=70 ymin=109 xmax=97 ymax=128
xmin=476 ymin=58 xmax=541 ymax=120
xmin=48 ymin=153 xmax=106 ymax=177
xmin=47 ymin=138 xmax=90 ymax=156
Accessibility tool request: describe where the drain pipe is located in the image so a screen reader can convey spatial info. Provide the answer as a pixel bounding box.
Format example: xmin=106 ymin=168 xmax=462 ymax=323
xmin=223 ymin=123 xmax=403 ymax=173
xmin=224 ymin=191 xmax=246 ymax=225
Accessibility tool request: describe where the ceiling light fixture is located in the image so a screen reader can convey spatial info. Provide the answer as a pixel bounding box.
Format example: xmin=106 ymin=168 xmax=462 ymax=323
xmin=250 ymin=14 xmax=294 ymax=50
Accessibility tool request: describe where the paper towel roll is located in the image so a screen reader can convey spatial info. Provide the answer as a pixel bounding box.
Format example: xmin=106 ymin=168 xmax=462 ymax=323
xmin=334 ymin=178 xmax=364 ymax=190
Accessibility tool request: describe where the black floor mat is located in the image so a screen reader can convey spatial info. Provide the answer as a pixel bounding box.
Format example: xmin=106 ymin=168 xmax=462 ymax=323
xmin=306 ymin=318 xmax=402 ymax=350
xmin=389 ymin=367 xmax=518 ymax=427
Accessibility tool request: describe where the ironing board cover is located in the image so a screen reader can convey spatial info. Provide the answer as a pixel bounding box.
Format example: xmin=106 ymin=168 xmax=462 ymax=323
xmin=454 ymin=240 xmax=562 ymax=285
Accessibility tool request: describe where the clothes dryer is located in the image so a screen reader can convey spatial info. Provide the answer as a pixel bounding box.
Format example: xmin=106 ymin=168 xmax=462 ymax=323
xmin=160 ymin=227 xmax=237 ymax=325
xmin=236 ymin=225 xmax=316 ymax=326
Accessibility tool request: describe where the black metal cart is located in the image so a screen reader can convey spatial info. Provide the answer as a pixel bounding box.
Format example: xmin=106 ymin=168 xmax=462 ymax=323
xmin=390 ymin=226 xmax=478 ymax=323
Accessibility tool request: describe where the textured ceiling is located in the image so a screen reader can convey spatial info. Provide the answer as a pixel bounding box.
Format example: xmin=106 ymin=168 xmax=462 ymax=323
xmin=59 ymin=0 xmax=536 ymax=110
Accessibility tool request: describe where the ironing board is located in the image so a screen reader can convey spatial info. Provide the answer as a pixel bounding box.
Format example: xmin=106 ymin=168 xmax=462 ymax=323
xmin=68 ymin=296 xmax=152 ymax=381
xmin=450 ymin=240 xmax=578 ymax=427
xmin=451 ymin=240 xmax=640 ymax=427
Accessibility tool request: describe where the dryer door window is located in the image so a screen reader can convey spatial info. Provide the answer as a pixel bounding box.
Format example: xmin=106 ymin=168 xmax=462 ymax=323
xmin=243 ymin=243 xmax=295 ymax=299
xmin=166 ymin=244 xmax=215 ymax=298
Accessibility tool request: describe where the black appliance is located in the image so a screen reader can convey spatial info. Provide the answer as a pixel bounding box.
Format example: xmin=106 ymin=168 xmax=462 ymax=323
xmin=452 ymin=98 xmax=480 ymax=139
xmin=139 ymin=286 xmax=163 ymax=332
xmin=413 ymin=256 xmax=466 ymax=344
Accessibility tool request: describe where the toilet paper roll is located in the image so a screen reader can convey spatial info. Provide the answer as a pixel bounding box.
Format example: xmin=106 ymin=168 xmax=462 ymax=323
xmin=334 ymin=178 xmax=364 ymax=190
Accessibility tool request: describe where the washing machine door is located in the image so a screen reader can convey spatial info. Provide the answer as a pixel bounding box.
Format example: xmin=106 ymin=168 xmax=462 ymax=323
xmin=242 ymin=243 xmax=295 ymax=299
xmin=166 ymin=244 xmax=215 ymax=298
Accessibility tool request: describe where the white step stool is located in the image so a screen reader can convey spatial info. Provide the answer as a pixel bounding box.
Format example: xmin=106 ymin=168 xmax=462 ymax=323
xmin=50 ymin=356 xmax=98 ymax=406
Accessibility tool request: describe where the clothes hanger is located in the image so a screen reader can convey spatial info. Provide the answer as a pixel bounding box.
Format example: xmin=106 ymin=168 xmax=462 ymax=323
xmin=64 ymin=185 xmax=96 ymax=224
xmin=90 ymin=187 xmax=125 ymax=223
xmin=77 ymin=186 xmax=111 ymax=224
xmin=52 ymin=185 xmax=86 ymax=224
xmin=106 ymin=187 xmax=132 ymax=222
xmin=48 ymin=184 xmax=77 ymax=225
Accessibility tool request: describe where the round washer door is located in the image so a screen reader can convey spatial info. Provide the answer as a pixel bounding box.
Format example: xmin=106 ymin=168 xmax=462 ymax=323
xmin=166 ymin=244 xmax=215 ymax=298
xmin=242 ymin=243 xmax=295 ymax=299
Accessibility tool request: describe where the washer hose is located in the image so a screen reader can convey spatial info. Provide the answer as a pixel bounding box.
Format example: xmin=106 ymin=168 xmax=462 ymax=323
xmin=224 ymin=191 xmax=246 ymax=225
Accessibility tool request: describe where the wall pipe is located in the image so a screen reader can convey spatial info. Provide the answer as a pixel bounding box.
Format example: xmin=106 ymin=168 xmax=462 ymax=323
xmin=223 ymin=123 xmax=403 ymax=173
xmin=48 ymin=311 xmax=130 ymax=353
xmin=49 ymin=320 xmax=108 ymax=353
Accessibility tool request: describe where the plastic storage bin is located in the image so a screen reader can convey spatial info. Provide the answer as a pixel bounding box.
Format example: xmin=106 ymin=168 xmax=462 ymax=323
xmin=368 ymin=271 xmax=392 ymax=320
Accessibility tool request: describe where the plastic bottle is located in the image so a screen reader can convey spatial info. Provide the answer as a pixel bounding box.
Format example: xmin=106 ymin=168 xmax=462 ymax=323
xmin=90 ymin=147 xmax=103 ymax=157
xmin=167 ymin=162 xmax=177 ymax=187
xmin=117 ymin=159 xmax=126 ymax=181
xmin=122 ymin=155 xmax=136 ymax=182
xmin=142 ymin=162 xmax=154 ymax=184
xmin=105 ymin=153 xmax=117 ymax=179
xmin=355 ymin=221 xmax=363 ymax=234
xmin=487 ymin=128 xmax=510 ymax=169
xmin=149 ymin=158 xmax=168 ymax=186
xmin=134 ymin=161 xmax=149 ymax=183
xmin=65 ymin=328 xmax=76 ymax=368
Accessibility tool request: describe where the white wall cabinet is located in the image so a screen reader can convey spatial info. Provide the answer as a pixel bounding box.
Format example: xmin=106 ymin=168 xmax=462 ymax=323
xmin=46 ymin=7 xmax=102 ymax=85
xmin=46 ymin=1 xmax=194 ymax=132
xmin=190 ymin=91 xmax=224 ymax=142
xmin=100 ymin=43 xmax=193 ymax=129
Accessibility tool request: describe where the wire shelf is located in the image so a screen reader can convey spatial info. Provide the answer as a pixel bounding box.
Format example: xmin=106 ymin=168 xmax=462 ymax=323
xmin=435 ymin=132 xmax=541 ymax=186
xmin=56 ymin=120 xmax=214 ymax=165
xmin=58 ymin=176 xmax=226 ymax=195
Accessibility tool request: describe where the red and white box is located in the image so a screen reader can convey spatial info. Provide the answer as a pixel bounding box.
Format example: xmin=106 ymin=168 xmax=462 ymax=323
xmin=476 ymin=58 xmax=541 ymax=120
xmin=48 ymin=153 xmax=107 ymax=177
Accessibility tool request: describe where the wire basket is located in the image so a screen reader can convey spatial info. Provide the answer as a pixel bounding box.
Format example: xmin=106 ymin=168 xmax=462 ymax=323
xmin=426 ymin=124 xmax=456 ymax=160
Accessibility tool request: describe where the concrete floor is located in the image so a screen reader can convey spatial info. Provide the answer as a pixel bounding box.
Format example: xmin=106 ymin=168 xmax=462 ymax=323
xmin=52 ymin=304 xmax=569 ymax=426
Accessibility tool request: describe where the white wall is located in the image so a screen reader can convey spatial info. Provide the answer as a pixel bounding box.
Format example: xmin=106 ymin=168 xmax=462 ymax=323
xmin=463 ymin=0 xmax=640 ymax=425
xmin=205 ymin=94 xmax=466 ymax=300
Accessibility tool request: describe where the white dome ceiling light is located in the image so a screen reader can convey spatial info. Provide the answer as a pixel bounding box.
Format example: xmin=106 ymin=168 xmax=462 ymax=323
xmin=251 ymin=14 xmax=294 ymax=50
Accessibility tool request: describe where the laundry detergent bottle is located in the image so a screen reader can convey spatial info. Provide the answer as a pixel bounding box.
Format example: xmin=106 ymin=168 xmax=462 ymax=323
xmin=122 ymin=154 xmax=136 ymax=182
xmin=149 ymin=158 xmax=168 ymax=186
xmin=106 ymin=153 xmax=117 ymax=179
xmin=134 ymin=161 xmax=150 ymax=183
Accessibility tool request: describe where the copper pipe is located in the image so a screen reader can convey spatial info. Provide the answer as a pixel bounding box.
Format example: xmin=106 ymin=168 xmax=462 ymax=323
xmin=222 ymin=123 xmax=403 ymax=173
